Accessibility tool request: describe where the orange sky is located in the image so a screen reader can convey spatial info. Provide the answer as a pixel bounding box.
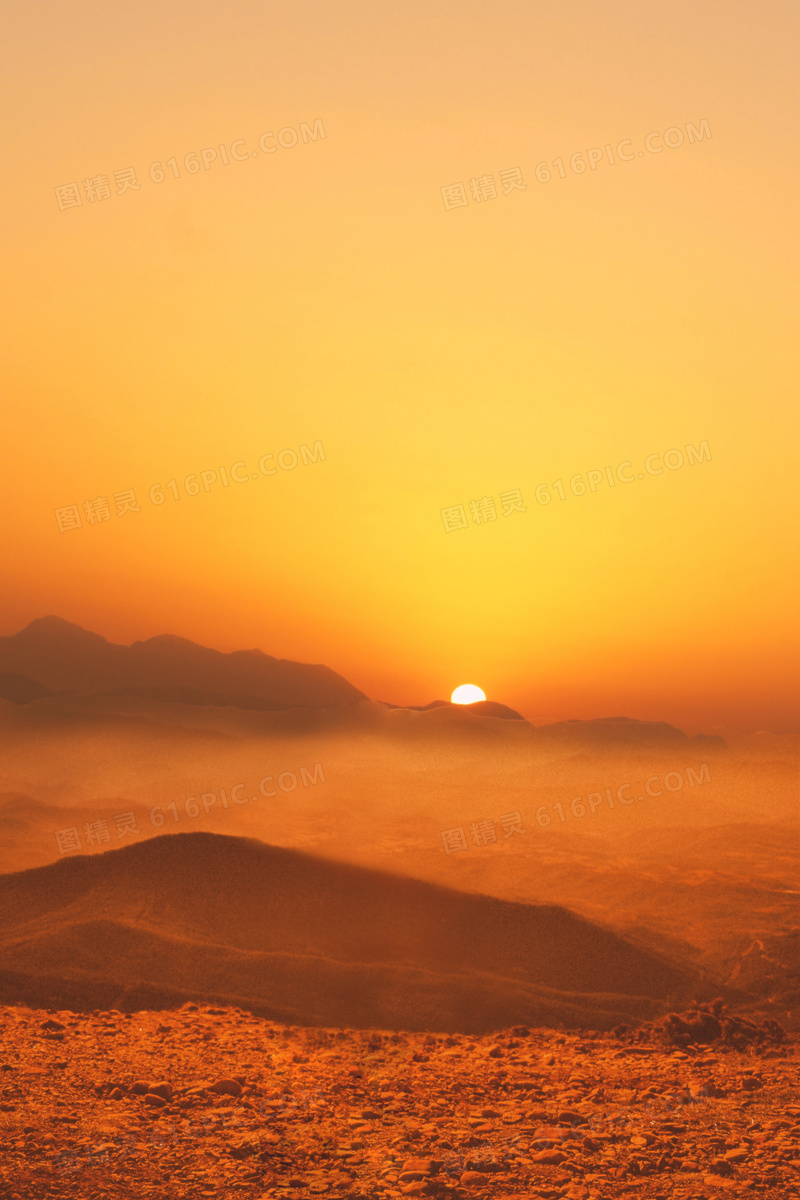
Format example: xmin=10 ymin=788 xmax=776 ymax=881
xmin=1 ymin=1 xmax=798 ymax=732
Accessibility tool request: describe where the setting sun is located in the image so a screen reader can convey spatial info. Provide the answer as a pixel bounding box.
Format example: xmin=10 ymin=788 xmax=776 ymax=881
xmin=450 ymin=684 xmax=486 ymax=705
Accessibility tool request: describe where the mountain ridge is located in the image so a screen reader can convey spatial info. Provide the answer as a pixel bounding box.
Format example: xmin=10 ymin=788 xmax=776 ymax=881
xmin=0 ymin=617 xmax=367 ymax=710
xmin=0 ymin=617 xmax=726 ymax=745
xmin=0 ymin=831 xmax=716 ymax=1032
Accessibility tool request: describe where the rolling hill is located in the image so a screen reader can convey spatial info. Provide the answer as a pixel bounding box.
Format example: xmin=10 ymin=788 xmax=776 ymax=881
xmin=0 ymin=831 xmax=714 ymax=1032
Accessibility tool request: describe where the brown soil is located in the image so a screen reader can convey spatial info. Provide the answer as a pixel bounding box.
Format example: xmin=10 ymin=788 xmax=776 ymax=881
xmin=1 ymin=1003 xmax=798 ymax=1200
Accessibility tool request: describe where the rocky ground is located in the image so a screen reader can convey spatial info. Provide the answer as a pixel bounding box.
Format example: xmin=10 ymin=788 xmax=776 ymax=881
xmin=0 ymin=1003 xmax=798 ymax=1200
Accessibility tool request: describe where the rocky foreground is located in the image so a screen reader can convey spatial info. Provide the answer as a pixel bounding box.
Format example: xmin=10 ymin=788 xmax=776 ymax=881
xmin=0 ymin=1003 xmax=798 ymax=1200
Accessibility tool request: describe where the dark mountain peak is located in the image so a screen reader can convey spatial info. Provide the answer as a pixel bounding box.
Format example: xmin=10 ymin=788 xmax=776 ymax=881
xmin=14 ymin=616 xmax=109 ymax=645
xmin=0 ymin=618 xmax=366 ymax=708
xmin=383 ymin=699 xmax=526 ymax=721
xmin=465 ymin=699 xmax=525 ymax=720
xmin=132 ymin=633 xmax=204 ymax=651
xmin=535 ymin=715 xmax=718 ymax=745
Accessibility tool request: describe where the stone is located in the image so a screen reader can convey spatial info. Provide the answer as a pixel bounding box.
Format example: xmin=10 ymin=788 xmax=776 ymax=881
xmin=209 ymin=1078 xmax=243 ymax=1096
xmin=229 ymin=1138 xmax=258 ymax=1158
xmin=400 ymin=1157 xmax=436 ymax=1177
xmin=534 ymin=1149 xmax=567 ymax=1164
xmin=533 ymin=1124 xmax=568 ymax=1143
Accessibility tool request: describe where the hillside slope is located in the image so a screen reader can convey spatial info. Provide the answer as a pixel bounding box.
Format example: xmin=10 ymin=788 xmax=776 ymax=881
xmin=0 ymin=833 xmax=712 ymax=1031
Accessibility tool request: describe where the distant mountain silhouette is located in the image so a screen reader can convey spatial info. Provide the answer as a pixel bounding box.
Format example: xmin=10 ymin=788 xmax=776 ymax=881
xmin=534 ymin=716 xmax=726 ymax=748
xmin=0 ymin=832 xmax=709 ymax=1031
xmin=385 ymin=699 xmax=526 ymax=721
xmin=380 ymin=707 xmax=722 ymax=745
xmin=0 ymin=617 xmax=366 ymax=710
xmin=0 ymin=687 xmax=725 ymax=750
xmin=0 ymin=618 xmax=725 ymax=747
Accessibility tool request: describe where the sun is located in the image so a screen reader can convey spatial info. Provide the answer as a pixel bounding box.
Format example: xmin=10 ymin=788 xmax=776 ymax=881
xmin=450 ymin=684 xmax=486 ymax=705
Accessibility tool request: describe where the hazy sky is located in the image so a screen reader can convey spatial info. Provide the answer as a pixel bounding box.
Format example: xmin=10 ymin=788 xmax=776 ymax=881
xmin=2 ymin=1 xmax=798 ymax=731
